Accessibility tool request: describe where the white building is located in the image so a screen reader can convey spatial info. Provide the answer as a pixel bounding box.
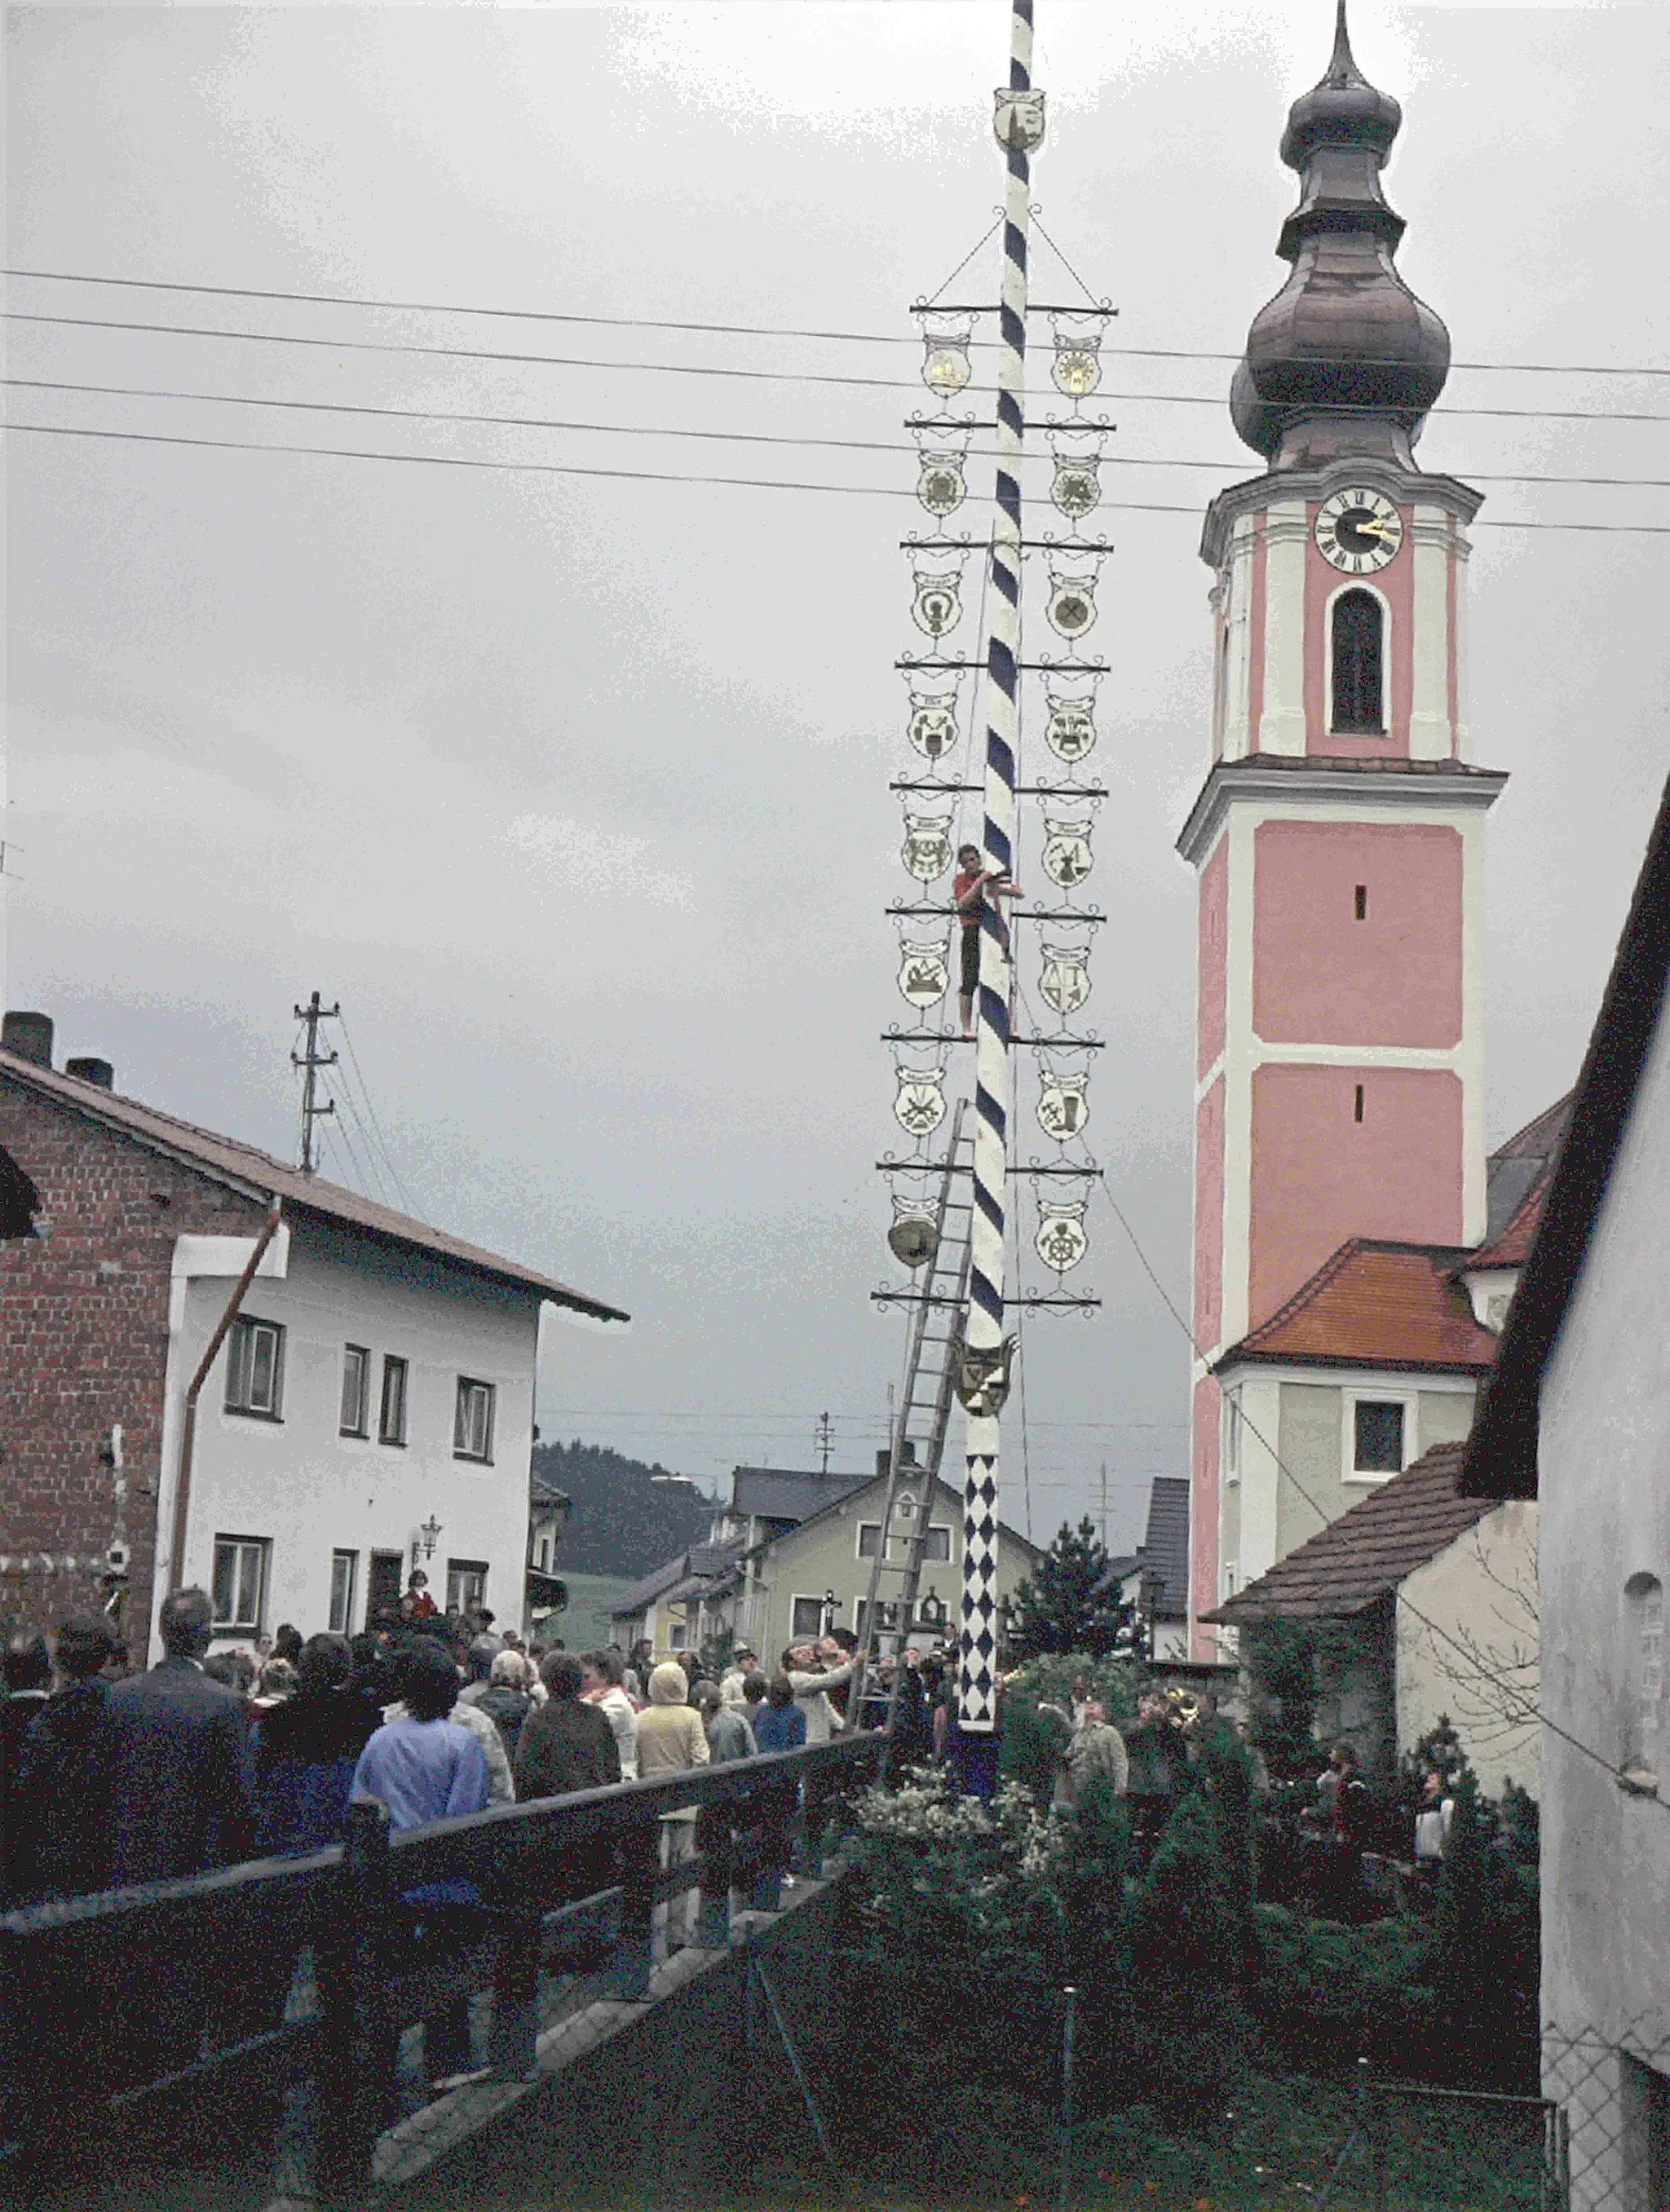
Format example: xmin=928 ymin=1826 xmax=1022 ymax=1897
xmin=1465 ymin=779 xmax=1670 ymax=2210
xmin=0 ymin=1031 xmax=626 ymax=1659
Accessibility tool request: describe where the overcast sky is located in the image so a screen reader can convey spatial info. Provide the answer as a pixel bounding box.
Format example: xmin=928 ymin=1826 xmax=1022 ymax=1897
xmin=7 ymin=2 xmax=1667 ymax=1550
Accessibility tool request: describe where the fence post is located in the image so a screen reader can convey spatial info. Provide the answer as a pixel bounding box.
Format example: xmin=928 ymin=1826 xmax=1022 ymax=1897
xmin=1360 ymin=2055 xmax=1386 ymax=2212
xmin=1057 ymin=1984 xmax=1077 ymax=2212
xmin=488 ymin=1900 xmax=542 ymax=2078
xmin=600 ymin=1815 xmax=656 ymax=2001
xmin=314 ymin=1799 xmax=394 ymax=2207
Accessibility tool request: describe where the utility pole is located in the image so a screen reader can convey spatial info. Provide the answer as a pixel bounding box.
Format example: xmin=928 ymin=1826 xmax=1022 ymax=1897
xmin=1098 ymin=1460 xmax=1107 ymax=1550
xmin=814 ymin=1411 xmax=835 ymax=1477
xmin=293 ymin=991 xmax=340 ymax=1175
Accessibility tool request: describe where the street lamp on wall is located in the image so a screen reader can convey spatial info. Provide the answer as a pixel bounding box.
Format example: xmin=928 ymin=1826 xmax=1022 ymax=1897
xmin=415 ymin=1515 xmax=443 ymax=1566
xmin=823 ymin=1588 xmax=838 ymax=1635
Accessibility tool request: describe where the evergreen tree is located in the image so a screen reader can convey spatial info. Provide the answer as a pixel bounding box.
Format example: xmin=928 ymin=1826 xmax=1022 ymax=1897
xmin=1008 ymin=1518 xmax=1136 ymax=1659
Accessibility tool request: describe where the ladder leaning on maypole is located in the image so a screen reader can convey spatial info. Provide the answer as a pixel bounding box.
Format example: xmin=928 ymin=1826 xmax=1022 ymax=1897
xmin=960 ymin=0 xmax=1045 ymax=1753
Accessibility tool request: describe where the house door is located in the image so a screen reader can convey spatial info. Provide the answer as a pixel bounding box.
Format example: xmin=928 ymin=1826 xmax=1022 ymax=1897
xmin=367 ymin=1550 xmax=404 ymax=1623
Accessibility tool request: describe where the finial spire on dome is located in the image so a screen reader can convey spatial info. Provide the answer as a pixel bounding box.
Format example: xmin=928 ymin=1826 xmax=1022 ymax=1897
xmin=1326 ymin=0 xmax=1362 ymax=87
xmin=1230 ymin=4 xmax=1450 ymax=473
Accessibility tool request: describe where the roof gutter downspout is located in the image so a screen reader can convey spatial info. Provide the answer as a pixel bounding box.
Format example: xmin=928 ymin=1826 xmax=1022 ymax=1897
xmin=168 ymin=1198 xmax=283 ymax=1594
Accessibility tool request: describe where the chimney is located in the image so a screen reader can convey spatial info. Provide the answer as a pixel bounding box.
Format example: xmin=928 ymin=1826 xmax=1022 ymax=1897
xmin=66 ymin=1056 xmax=114 ymax=1090
xmin=1 ymin=1012 xmax=54 ymax=1068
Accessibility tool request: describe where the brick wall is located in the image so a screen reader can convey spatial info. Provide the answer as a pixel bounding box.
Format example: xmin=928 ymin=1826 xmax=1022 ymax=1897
xmin=0 ymin=1075 xmax=264 ymax=1662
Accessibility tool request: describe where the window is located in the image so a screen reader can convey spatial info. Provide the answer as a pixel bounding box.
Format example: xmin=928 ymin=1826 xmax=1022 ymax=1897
xmin=790 ymin=1595 xmax=826 ymax=1640
xmin=1624 ymin=1573 xmax=1664 ymax=1775
xmin=1354 ymin=1084 xmax=1365 ymax=1124
xmin=1354 ymin=884 xmax=1368 ymax=921
xmin=1331 ymin=589 xmax=1385 ymax=735
xmin=453 ymin=1377 xmax=496 ymax=1463
xmin=378 ymin=1355 xmax=409 ymax=1446
xmin=367 ymin=1551 xmax=404 ymax=1622
xmin=339 ymin=1345 xmax=369 ymax=1436
xmin=668 ymin=1620 xmax=688 ymax=1651
xmin=446 ymin=1559 xmax=488 ymax=1615
xmin=329 ymin=1549 xmax=359 ymax=1635
xmin=211 ymin=1536 xmax=269 ymax=1632
xmin=1352 ymin=1400 xmax=1406 ymax=1476
xmin=224 ymin=1317 xmax=284 ymax=1419
xmin=859 ymin=1520 xmax=951 ymax=1563
xmin=1223 ymin=1391 xmax=1243 ymax=1481
xmin=536 ymin=1534 xmax=551 ymax=1572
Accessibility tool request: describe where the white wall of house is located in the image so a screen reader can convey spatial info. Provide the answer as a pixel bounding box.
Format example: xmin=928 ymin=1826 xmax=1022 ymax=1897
xmin=155 ymin=1214 xmax=541 ymax=1651
xmin=1395 ymin=1503 xmax=1540 ymax=1799
xmin=1536 ymin=1006 xmax=1670 ymax=2211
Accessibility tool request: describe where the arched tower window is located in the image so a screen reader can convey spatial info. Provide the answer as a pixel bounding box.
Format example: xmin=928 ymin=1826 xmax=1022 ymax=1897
xmin=1331 ymin=589 xmax=1385 ymax=735
xmin=1624 ymin=1573 xmax=1664 ymax=1775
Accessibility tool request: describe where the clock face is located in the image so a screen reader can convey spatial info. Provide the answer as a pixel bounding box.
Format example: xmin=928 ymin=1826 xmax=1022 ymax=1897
xmin=1314 ymin=488 xmax=1405 ymax=574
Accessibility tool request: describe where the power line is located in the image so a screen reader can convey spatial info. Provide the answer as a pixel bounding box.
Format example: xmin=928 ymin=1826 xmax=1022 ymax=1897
xmin=1092 ymin=1169 xmax=1670 ymax=1817
xmin=6 ymin=311 xmax=1668 ymax=424
xmin=10 ymin=421 xmax=1670 ymax=534
xmin=6 ymin=267 xmax=1667 ymax=380
xmin=11 ymin=378 xmax=1670 ymax=492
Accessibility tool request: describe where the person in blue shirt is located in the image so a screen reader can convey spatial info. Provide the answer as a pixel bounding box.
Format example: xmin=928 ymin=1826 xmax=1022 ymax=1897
xmin=352 ymin=1640 xmax=490 ymax=2096
xmin=749 ymin=1674 xmax=807 ymax=1884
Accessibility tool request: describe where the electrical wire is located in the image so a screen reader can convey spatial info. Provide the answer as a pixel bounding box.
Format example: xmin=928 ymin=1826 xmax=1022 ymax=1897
xmin=10 ymin=421 xmax=1670 ymax=534
xmin=337 ymin=1013 xmax=421 ymax=1217
xmin=6 ymin=311 xmax=1668 ymax=423
xmin=7 ymin=267 xmax=1667 ymax=379
xmin=1091 ymin=1168 xmax=1670 ymax=1817
xmin=11 ymin=380 xmax=1665 ymax=497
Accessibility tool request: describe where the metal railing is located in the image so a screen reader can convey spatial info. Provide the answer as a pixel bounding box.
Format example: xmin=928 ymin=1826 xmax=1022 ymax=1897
xmin=0 ymin=1733 xmax=880 ymax=2205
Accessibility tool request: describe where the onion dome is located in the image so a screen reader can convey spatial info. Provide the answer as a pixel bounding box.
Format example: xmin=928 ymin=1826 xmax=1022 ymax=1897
xmin=1230 ymin=2 xmax=1451 ymax=472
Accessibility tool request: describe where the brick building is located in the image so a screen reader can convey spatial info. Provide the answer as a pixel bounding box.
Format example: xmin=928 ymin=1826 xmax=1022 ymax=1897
xmin=0 ymin=1014 xmax=625 ymax=1662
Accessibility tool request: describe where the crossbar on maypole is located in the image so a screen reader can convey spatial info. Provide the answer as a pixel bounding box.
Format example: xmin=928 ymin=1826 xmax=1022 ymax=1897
xmin=960 ymin=0 xmax=1043 ymax=1738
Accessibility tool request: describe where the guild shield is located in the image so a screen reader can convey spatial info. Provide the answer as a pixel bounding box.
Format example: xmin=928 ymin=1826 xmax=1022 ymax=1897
xmin=912 ymin=573 xmax=963 ymax=637
xmin=993 ymin=89 xmax=1047 ymax=153
xmin=898 ymin=936 xmax=952 ymax=1009
xmin=907 ymin=693 xmax=960 ymax=760
xmin=1041 ymin=815 xmax=1094 ymax=889
xmin=1045 ymin=694 xmax=1097 ymax=763
xmin=955 ymin=1336 xmax=1018 ymax=1418
xmin=1037 ymin=1070 xmax=1089 ymax=1143
xmin=1039 ymin=943 xmax=1091 ymax=1016
xmin=917 ymin=453 xmax=966 ymax=519
xmin=1051 ymin=333 xmax=1102 ymax=400
xmin=1035 ymin=1199 xmax=1089 ymax=1274
xmin=901 ymin=815 xmax=954 ymax=883
xmin=1051 ymin=456 xmax=1101 ymax=521
xmin=1047 ymin=573 xmax=1098 ymax=641
xmin=888 ymin=1196 xmax=940 ymax=1270
xmin=894 ymin=1062 xmax=948 ymax=1139
xmin=921 ymin=331 xmax=973 ymax=395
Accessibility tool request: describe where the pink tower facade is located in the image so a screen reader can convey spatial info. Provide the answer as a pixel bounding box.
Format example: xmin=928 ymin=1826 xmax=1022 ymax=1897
xmin=1180 ymin=7 xmax=1505 ymax=1654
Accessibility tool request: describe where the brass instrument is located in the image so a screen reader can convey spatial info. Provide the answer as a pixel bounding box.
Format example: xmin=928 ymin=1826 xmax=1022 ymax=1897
xmin=1164 ymin=1685 xmax=1202 ymax=1732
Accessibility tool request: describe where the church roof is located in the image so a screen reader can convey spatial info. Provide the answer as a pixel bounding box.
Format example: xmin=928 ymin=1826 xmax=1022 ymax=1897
xmin=1202 ymin=1442 xmax=1489 ymax=1623
xmin=1230 ymin=2 xmax=1451 ymax=472
xmin=1217 ymin=1239 xmax=1500 ymax=1376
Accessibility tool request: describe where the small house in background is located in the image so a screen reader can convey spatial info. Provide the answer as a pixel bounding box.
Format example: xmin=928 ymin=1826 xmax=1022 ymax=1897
xmin=524 ymin=1467 xmax=571 ymax=1639
xmin=1463 ymin=779 xmax=1670 ymax=2210
xmin=1204 ymin=1439 xmax=1537 ymax=1795
xmin=1106 ymin=1475 xmax=1191 ymax=1662
xmin=0 ymin=1014 xmax=625 ymax=1662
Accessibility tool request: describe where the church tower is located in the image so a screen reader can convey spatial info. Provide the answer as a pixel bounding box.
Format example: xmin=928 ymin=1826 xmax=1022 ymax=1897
xmin=1182 ymin=6 xmax=1505 ymax=1651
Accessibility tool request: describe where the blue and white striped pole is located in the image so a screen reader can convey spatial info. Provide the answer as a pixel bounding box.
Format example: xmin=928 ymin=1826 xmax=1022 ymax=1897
xmin=961 ymin=0 xmax=1040 ymax=1739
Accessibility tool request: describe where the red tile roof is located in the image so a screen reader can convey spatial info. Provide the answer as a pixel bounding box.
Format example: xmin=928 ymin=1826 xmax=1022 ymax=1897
xmin=1217 ymin=1240 xmax=1500 ymax=1375
xmin=1203 ymin=1442 xmax=1489 ymax=1623
xmin=1465 ymin=1169 xmax=1553 ymax=1272
xmin=0 ymin=1047 xmax=628 ymax=1321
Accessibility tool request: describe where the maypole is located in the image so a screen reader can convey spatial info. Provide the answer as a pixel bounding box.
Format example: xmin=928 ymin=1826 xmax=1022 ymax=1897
xmin=959 ymin=0 xmax=1043 ymax=1745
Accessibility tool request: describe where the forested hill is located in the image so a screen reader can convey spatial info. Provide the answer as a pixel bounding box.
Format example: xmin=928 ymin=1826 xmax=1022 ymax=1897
xmin=534 ymin=1438 xmax=717 ymax=1578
